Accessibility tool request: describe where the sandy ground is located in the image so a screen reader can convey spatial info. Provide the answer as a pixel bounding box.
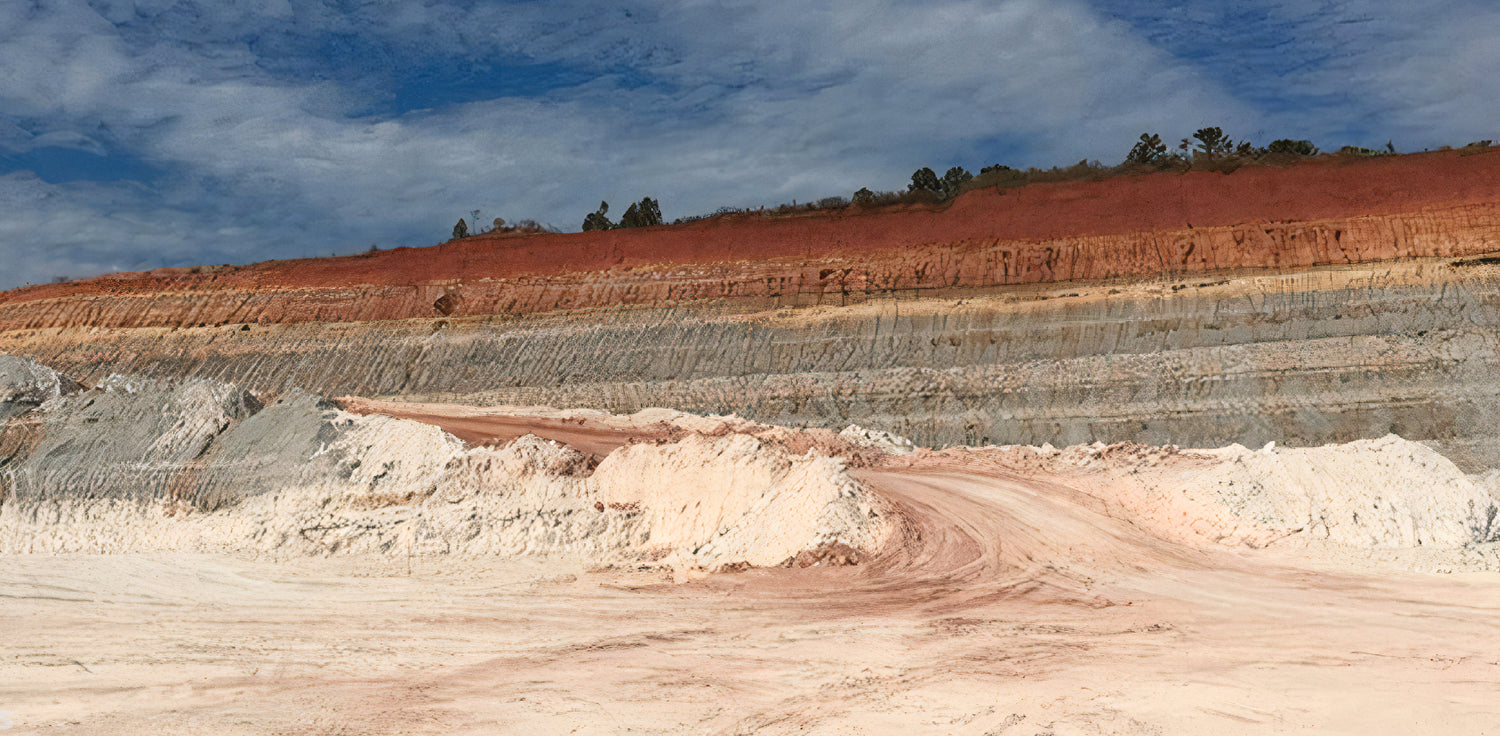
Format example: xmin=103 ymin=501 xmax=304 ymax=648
xmin=4 ymin=466 xmax=1500 ymax=735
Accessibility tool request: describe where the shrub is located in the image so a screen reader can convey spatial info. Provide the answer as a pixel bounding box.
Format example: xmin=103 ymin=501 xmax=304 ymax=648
xmin=452 ymin=218 xmax=469 ymax=239
xmin=1266 ymin=139 xmax=1319 ymax=156
xmin=508 ymin=219 xmax=558 ymax=233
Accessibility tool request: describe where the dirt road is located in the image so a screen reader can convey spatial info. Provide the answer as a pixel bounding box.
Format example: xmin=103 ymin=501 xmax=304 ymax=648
xmin=5 ymin=463 xmax=1500 ymax=734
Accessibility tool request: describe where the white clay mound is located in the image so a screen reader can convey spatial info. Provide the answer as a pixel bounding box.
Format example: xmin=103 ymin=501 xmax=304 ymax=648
xmin=839 ymin=424 xmax=916 ymax=455
xmin=0 ymin=400 xmax=892 ymax=571
xmin=1094 ymin=435 xmax=1500 ymax=550
xmin=595 ymin=433 xmax=889 ymax=569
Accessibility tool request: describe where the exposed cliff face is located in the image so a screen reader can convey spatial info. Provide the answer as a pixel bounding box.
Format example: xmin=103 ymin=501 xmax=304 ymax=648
xmin=0 ymin=355 xmax=79 ymax=423
xmin=2 ymin=151 xmax=1499 ymax=462
xmin=6 ymin=259 xmax=1500 ymax=466
xmin=2 ymin=205 xmax=1496 ymax=331
xmin=4 ymin=150 xmax=1500 ymax=330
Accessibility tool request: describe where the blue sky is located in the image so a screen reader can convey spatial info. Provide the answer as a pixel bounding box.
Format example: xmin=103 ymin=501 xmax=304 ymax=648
xmin=1 ymin=0 xmax=1496 ymax=288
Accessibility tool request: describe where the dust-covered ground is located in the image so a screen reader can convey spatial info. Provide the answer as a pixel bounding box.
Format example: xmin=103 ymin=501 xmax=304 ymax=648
xmin=5 ymin=463 xmax=1500 ymax=735
xmin=4 ymin=377 xmax=1500 ymax=734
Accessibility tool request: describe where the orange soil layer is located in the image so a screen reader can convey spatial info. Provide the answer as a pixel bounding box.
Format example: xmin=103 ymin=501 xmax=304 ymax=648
xmin=4 ymin=149 xmax=1500 ymax=329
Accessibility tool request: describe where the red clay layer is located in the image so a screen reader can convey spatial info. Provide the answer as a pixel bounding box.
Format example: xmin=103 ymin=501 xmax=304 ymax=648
xmin=3 ymin=149 xmax=1499 ymax=329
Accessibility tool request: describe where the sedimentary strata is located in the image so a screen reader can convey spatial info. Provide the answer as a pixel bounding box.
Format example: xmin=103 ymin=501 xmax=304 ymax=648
xmin=2 ymin=150 xmax=1500 ymax=461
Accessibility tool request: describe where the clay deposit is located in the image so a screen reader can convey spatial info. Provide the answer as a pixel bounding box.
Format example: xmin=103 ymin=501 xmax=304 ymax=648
xmin=0 ymin=365 xmax=889 ymax=572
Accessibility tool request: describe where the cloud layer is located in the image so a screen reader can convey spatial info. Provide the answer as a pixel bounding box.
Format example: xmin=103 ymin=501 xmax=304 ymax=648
xmin=0 ymin=0 xmax=1495 ymax=288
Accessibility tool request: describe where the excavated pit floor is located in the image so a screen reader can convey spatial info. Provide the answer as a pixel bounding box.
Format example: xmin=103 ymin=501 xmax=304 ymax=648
xmin=4 ymin=459 xmax=1499 ymax=735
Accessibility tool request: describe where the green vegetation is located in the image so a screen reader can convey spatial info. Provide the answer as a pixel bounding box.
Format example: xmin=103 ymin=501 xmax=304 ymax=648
xmin=909 ymin=167 xmax=941 ymax=196
xmin=693 ymin=127 xmax=1455 ymax=223
xmin=582 ymin=197 xmax=663 ymax=231
xmin=443 ymin=129 xmax=1494 ymax=240
xmin=617 ymin=197 xmax=664 ymax=229
xmin=1338 ymin=145 xmax=1392 ymax=157
xmin=1126 ymin=133 xmax=1167 ymax=165
xmin=448 ymin=208 xmax=558 ymax=240
xmin=1267 ymin=139 xmax=1320 ymax=156
xmin=1190 ymin=126 xmax=1235 ymax=158
xmin=582 ymin=201 xmax=613 ymax=231
xmin=941 ymin=167 xmax=973 ymax=197
xmin=906 ymin=166 xmax=976 ymax=200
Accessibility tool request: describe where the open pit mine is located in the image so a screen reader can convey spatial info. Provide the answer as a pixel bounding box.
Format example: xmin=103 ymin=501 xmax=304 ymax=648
xmin=4 ymin=149 xmax=1500 ymax=734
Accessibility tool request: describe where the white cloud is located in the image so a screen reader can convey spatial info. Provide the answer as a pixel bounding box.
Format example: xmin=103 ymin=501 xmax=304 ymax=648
xmin=2 ymin=0 xmax=1492 ymax=289
xmin=1084 ymin=0 xmax=1500 ymax=150
xmin=1304 ymin=1 xmax=1500 ymax=148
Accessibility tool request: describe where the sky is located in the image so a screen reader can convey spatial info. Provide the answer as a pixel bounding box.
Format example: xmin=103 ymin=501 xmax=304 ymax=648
xmin=1 ymin=0 xmax=1497 ymax=288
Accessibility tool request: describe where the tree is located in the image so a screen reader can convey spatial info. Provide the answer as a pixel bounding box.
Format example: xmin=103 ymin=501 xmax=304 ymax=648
xmin=1126 ymin=133 xmax=1168 ymax=165
xmin=620 ymin=202 xmax=643 ymax=228
xmin=940 ymin=167 xmax=973 ymax=197
xmin=582 ymin=201 xmax=614 ymax=231
xmin=1192 ymin=127 xmax=1234 ymax=158
xmin=909 ymin=167 xmax=941 ymax=195
xmin=639 ymin=197 xmax=663 ymax=226
xmin=618 ymin=196 xmax=663 ymax=229
xmin=852 ymin=187 xmax=875 ymax=205
xmin=452 ymin=218 xmax=469 ymax=239
xmin=1266 ymin=139 xmax=1319 ymax=156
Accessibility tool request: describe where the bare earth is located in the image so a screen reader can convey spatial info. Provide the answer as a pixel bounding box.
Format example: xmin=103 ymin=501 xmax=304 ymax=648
xmin=4 ymin=465 xmax=1499 ymax=735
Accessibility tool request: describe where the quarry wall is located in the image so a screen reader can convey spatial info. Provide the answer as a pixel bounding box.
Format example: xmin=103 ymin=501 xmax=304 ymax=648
xmin=2 ymin=150 xmax=1499 ymax=463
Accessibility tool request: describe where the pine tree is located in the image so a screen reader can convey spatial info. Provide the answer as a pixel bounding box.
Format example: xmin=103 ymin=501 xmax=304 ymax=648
xmin=940 ymin=167 xmax=973 ymax=197
xmin=1126 ymin=133 xmax=1167 ymax=165
xmin=909 ymin=167 xmax=940 ymax=194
